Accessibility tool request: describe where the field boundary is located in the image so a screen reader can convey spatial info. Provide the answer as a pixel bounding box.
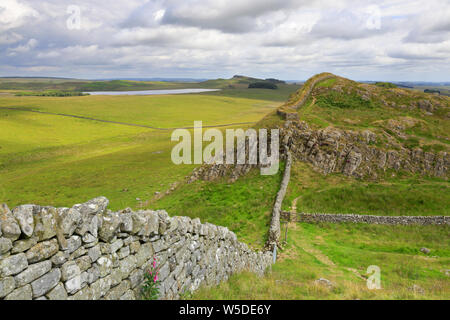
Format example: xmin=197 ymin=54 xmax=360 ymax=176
xmin=281 ymin=212 xmax=449 ymax=225
xmin=0 ymin=107 xmax=256 ymax=130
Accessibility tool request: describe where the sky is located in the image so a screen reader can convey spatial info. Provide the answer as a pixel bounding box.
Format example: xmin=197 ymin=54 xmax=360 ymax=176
xmin=0 ymin=0 xmax=449 ymax=81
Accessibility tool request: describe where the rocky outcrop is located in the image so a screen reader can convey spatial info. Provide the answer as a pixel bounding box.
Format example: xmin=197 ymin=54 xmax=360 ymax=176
xmin=0 ymin=198 xmax=272 ymax=300
xmin=281 ymin=121 xmax=449 ymax=179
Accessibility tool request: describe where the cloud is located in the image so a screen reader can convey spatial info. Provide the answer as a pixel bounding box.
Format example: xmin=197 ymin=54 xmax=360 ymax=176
xmin=0 ymin=0 xmax=449 ymax=81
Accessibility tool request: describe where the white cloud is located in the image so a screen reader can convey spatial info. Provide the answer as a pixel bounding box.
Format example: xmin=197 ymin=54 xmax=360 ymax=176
xmin=0 ymin=0 xmax=449 ymax=81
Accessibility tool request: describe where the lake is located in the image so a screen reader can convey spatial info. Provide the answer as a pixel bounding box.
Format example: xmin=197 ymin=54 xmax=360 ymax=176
xmin=85 ymin=89 xmax=221 ymax=96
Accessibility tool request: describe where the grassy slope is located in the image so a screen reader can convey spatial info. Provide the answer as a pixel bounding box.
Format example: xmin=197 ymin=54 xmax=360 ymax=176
xmin=191 ymin=222 xmax=449 ymax=300
xmin=183 ymin=74 xmax=450 ymax=299
xmin=299 ymin=76 xmax=450 ymax=153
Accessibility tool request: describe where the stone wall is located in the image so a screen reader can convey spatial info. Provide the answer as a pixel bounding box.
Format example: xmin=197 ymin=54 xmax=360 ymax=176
xmin=266 ymin=151 xmax=292 ymax=250
xmin=0 ymin=197 xmax=272 ymax=300
xmin=293 ymin=212 xmax=449 ymax=225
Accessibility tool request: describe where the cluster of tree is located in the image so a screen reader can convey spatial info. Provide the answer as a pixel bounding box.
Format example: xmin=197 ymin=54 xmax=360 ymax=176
xmin=424 ymin=89 xmax=440 ymax=95
xmin=265 ymin=78 xmax=286 ymax=84
xmin=375 ymin=82 xmax=398 ymax=88
xmin=248 ymin=82 xmax=278 ymax=90
xmin=15 ymin=90 xmax=89 ymax=97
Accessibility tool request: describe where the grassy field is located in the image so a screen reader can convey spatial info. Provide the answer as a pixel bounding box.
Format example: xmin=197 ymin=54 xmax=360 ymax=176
xmin=0 ymin=90 xmax=284 ymax=210
xmin=190 ymin=222 xmax=449 ymax=300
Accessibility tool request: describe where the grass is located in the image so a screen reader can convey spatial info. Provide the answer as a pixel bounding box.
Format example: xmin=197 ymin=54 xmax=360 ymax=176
xmin=283 ymin=162 xmax=450 ymax=216
xmin=153 ymin=167 xmax=283 ymax=248
xmin=0 ymin=90 xmax=286 ymax=210
xmin=0 ymin=94 xmax=278 ymax=129
xmin=190 ymin=222 xmax=449 ymax=300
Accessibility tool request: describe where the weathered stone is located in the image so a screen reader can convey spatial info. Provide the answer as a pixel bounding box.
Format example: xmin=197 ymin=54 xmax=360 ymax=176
xmin=0 ymin=276 xmax=16 ymax=298
xmin=0 ymin=204 xmax=21 ymax=241
xmin=4 ymin=284 xmax=32 ymax=300
xmin=46 ymin=283 xmax=68 ymax=300
xmin=138 ymin=211 xmax=159 ymax=237
xmin=131 ymin=212 xmax=146 ymax=234
xmin=73 ymin=197 xmax=109 ymax=217
xmin=120 ymin=212 xmax=133 ymax=233
xmin=11 ymin=237 xmax=37 ymax=254
xmin=69 ymin=246 xmax=87 ymax=260
xmin=104 ymin=280 xmax=130 ymax=300
xmin=61 ymin=261 xmax=81 ymax=281
xmin=118 ymin=246 xmax=130 ymax=259
xmin=61 ymin=235 xmax=82 ymax=253
xmin=33 ymin=207 xmax=57 ymax=241
xmin=58 ymin=207 xmax=81 ymax=237
xmin=109 ymin=268 xmax=122 ymax=286
xmin=12 ymin=205 xmax=36 ymax=237
xmin=88 ymin=245 xmax=101 ymax=263
xmin=99 ymin=211 xmax=121 ymax=242
xmin=31 ymin=268 xmax=61 ymax=297
xmin=51 ymin=251 xmax=68 ymax=267
xmin=130 ymin=241 xmax=140 ymax=254
xmin=158 ymin=262 xmax=170 ymax=282
xmin=120 ymin=290 xmax=135 ymax=300
xmin=67 ymin=286 xmax=92 ymax=300
xmin=26 ymin=239 xmax=59 ymax=263
xmin=0 ymin=237 xmax=12 ymax=254
xmin=0 ymin=253 xmax=28 ymax=276
xmin=136 ymin=242 xmax=154 ymax=267
xmin=65 ymin=271 xmax=88 ymax=295
xmin=110 ymin=239 xmax=124 ymax=253
xmin=90 ymin=275 xmax=112 ymax=299
xmin=96 ymin=256 xmax=113 ymax=277
xmin=86 ymin=265 xmax=101 ymax=284
xmin=15 ymin=260 xmax=52 ymax=287
xmin=314 ymin=278 xmax=335 ymax=289
xmin=129 ymin=269 xmax=144 ymax=289
xmin=82 ymin=232 xmax=97 ymax=244
xmin=76 ymin=255 xmax=92 ymax=272
xmin=119 ymin=255 xmax=136 ymax=279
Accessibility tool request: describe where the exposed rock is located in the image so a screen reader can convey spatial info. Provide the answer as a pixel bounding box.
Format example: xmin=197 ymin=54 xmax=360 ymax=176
xmin=58 ymin=208 xmax=81 ymax=237
xmin=13 ymin=205 xmax=38 ymax=237
xmin=46 ymin=283 xmax=68 ymax=300
xmin=0 ymin=204 xmax=21 ymax=241
xmin=26 ymin=239 xmax=59 ymax=263
xmin=4 ymin=284 xmax=32 ymax=300
xmin=30 ymin=268 xmax=61 ymax=297
xmin=314 ymin=278 xmax=335 ymax=289
xmin=0 ymin=237 xmax=12 ymax=254
xmin=0 ymin=277 xmax=15 ymax=298
xmin=0 ymin=253 xmax=28 ymax=276
xmin=11 ymin=237 xmax=37 ymax=254
xmin=15 ymin=260 xmax=52 ymax=287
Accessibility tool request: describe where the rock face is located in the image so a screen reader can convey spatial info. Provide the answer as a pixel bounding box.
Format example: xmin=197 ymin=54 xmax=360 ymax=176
xmin=188 ymin=119 xmax=448 ymax=183
xmin=281 ymin=121 xmax=449 ymax=180
xmin=0 ymin=197 xmax=272 ymax=300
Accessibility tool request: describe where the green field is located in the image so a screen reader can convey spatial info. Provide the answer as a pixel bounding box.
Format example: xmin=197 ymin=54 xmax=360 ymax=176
xmin=0 ymin=90 xmax=285 ymax=210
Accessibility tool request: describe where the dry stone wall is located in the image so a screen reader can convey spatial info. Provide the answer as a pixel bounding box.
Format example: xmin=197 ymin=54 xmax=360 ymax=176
xmin=0 ymin=197 xmax=272 ymax=300
xmin=295 ymin=213 xmax=449 ymax=225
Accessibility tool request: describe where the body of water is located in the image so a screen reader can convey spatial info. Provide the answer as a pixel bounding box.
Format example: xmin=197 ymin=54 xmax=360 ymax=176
xmin=84 ymin=89 xmax=221 ymax=96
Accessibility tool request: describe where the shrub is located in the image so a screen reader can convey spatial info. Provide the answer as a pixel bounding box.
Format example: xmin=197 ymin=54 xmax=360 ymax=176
xmin=248 ymin=82 xmax=278 ymax=90
xmin=141 ymin=256 xmax=161 ymax=300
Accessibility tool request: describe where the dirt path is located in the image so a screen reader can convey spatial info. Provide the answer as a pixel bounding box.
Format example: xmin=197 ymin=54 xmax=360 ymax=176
xmin=0 ymin=107 xmax=256 ymax=131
